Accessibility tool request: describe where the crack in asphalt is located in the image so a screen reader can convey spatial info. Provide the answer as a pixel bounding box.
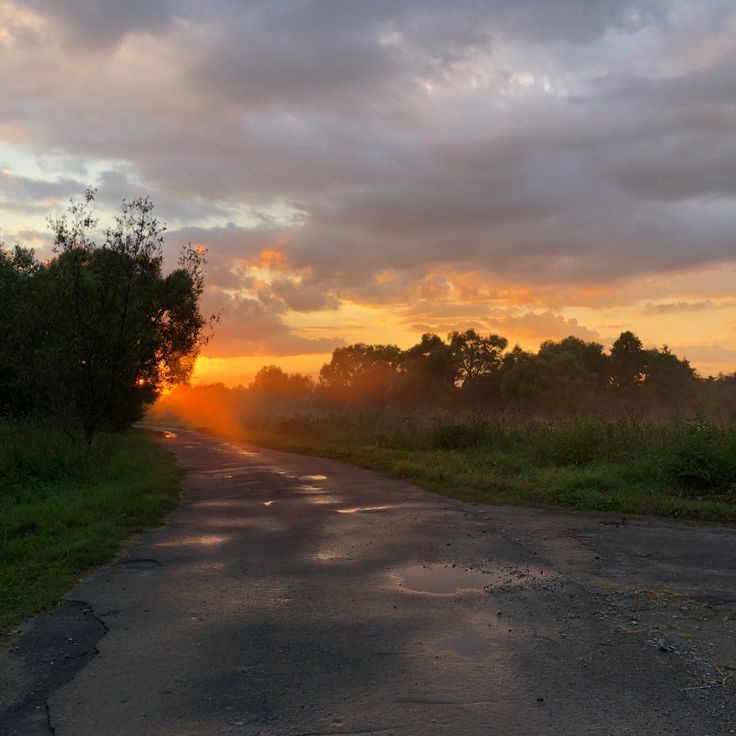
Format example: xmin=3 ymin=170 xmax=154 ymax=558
xmin=45 ymin=700 xmax=57 ymax=735
xmin=68 ymin=599 xmax=110 ymax=640
xmin=1 ymin=598 xmax=109 ymax=735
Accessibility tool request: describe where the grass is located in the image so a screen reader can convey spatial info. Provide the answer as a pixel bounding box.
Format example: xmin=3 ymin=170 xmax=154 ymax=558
xmin=237 ymin=413 xmax=736 ymax=524
xmin=0 ymin=422 xmax=181 ymax=635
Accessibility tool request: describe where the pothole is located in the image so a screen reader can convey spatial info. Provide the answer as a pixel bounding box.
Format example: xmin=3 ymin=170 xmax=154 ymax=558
xmin=392 ymin=563 xmax=553 ymax=595
xmin=393 ymin=564 xmax=489 ymax=595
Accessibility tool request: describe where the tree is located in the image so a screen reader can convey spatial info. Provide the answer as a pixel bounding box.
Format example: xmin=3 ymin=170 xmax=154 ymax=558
xmin=538 ymin=337 xmax=609 ymax=386
xmin=0 ymin=244 xmax=42 ymax=416
xmin=251 ymin=365 xmax=314 ymax=400
xmin=448 ymin=329 xmax=508 ymax=383
xmin=319 ymin=343 xmax=402 ymax=405
xmin=448 ymin=329 xmax=509 ymax=405
xmin=610 ymin=331 xmax=646 ymax=391
xmin=395 ymin=333 xmax=454 ymax=404
xmin=0 ymin=190 xmax=212 ymax=439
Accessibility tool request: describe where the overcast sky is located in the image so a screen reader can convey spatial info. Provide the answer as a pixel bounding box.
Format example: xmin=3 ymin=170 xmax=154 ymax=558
xmin=2 ymin=0 xmax=736 ymax=380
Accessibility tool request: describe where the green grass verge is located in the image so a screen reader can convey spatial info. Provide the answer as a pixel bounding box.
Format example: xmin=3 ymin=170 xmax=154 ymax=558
xmin=0 ymin=424 xmax=181 ymax=635
xmin=238 ymin=414 xmax=736 ymax=525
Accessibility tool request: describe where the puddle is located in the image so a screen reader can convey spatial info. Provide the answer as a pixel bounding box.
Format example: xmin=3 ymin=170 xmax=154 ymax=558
xmin=337 ymin=505 xmax=395 ymax=514
xmin=392 ymin=564 xmax=490 ymax=595
xmin=436 ymin=631 xmax=494 ymax=660
xmin=300 ymin=474 xmax=328 ymax=481
xmin=393 ymin=563 xmax=553 ymax=595
xmin=296 ymin=484 xmax=323 ymax=493
xmin=307 ymin=495 xmax=344 ymax=505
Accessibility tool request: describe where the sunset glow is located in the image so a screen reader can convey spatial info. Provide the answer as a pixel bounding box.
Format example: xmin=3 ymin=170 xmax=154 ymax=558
xmin=2 ymin=1 xmax=736 ymax=381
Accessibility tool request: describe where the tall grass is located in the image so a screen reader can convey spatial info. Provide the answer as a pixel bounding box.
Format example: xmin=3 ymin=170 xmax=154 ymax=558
xmin=243 ymin=412 xmax=736 ymax=522
xmin=0 ymin=422 xmax=180 ymax=633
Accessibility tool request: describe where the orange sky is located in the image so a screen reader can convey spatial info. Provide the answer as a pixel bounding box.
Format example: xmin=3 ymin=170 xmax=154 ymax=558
xmin=2 ymin=1 xmax=736 ymax=384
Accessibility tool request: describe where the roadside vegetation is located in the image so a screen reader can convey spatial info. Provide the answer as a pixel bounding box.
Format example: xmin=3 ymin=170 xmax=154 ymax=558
xmin=236 ymin=413 xmax=736 ymax=523
xmin=0 ymin=192 xmax=210 ymax=632
xmin=0 ymin=423 xmax=180 ymax=634
xmin=151 ymin=330 xmax=736 ymax=523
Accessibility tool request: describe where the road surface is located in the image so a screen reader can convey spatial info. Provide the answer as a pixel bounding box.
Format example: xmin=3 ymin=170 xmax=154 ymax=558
xmin=2 ymin=428 xmax=735 ymax=735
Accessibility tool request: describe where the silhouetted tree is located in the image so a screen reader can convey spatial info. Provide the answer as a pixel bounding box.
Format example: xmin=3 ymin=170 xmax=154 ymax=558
xmin=610 ymin=331 xmax=646 ymax=391
xmin=251 ymin=365 xmax=314 ymax=400
xmin=449 ymin=329 xmax=508 ymax=405
xmin=0 ymin=190 xmax=211 ymax=440
xmin=396 ymin=333 xmax=454 ymax=404
xmin=319 ymin=343 xmax=402 ymax=405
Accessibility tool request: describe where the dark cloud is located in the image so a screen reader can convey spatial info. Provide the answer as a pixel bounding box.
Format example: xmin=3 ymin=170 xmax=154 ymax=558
xmin=27 ymin=0 xmax=181 ymax=46
xmin=0 ymin=170 xmax=85 ymax=213
xmin=1 ymin=0 xmax=736 ymax=359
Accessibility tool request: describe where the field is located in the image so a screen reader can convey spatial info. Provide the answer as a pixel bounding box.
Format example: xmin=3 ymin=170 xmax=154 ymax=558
xmin=0 ymin=423 xmax=180 ymax=635
xmin=239 ymin=412 xmax=736 ymax=524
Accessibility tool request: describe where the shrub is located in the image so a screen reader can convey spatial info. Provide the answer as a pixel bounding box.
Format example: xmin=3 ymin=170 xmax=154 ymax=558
xmin=670 ymin=419 xmax=736 ymax=493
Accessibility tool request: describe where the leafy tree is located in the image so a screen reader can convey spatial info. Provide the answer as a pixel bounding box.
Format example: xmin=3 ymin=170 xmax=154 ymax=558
xmin=251 ymin=365 xmax=314 ymax=400
xmin=538 ymin=337 xmax=609 ymax=386
xmin=448 ymin=329 xmax=508 ymax=383
xmin=319 ymin=343 xmax=402 ymax=405
xmin=640 ymin=345 xmax=696 ymax=405
xmin=396 ymin=333 xmax=454 ymax=404
xmin=0 ymin=190 xmax=212 ymax=440
xmin=610 ymin=331 xmax=646 ymax=390
xmin=448 ymin=329 xmax=508 ymax=405
xmin=0 ymin=244 xmax=42 ymax=416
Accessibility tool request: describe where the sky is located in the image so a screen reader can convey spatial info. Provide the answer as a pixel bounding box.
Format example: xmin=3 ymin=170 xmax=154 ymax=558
xmin=1 ymin=0 xmax=736 ymax=383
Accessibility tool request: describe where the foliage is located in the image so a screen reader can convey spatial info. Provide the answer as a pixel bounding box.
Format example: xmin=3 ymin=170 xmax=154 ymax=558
xmin=670 ymin=418 xmax=736 ymax=493
xmin=0 ymin=422 xmax=180 ymax=633
xmin=157 ymin=324 xmax=716 ymax=420
xmin=0 ymin=190 xmax=211 ymax=439
xmin=236 ymin=412 xmax=736 ymax=522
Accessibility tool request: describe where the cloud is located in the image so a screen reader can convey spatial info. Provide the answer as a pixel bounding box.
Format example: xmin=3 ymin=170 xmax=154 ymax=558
xmin=0 ymin=170 xmax=85 ymax=213
xmin=203 ymin=290 xmax=344 ymax=358
xmin=643 ymin=300 xmax=734 ymax=314
xmin=1 ymin=0 xmax=736 ymax=366
xmin=484 ymin=311 xmax=600 ymax=342
xmin=25 ymin=0 xmax=180 ymax=46
xmin=673 ymin=343 xmax=736 ymax=363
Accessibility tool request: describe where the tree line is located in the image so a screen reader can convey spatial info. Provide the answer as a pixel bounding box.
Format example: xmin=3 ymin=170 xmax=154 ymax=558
xmin=157 ymin=330 xmax=736 ymax=424
xmin=0 ymin=191 xmax=210 ymax=440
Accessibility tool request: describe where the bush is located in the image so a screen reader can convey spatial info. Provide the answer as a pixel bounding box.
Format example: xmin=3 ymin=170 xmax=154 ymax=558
xmin=429 ymin=417 xmax=490 ymax=450
xmin=0 ymin=421 xmax=114 ymax=494
xmin=670 ymin=419 xmax=736 ymax=493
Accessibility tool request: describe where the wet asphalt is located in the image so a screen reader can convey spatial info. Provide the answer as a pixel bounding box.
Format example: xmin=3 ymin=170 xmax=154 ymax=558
xmin=2 ymin=428 xmax=735 ymax=735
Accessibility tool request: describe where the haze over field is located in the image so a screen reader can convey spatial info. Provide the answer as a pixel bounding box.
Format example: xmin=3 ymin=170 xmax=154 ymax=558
xmin=2 ymin=1 xmax=736 ymax=382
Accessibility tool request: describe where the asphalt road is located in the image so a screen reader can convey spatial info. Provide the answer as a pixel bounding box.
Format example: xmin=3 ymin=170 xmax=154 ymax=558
xmin=2 ymin=428 xmax=735 ymax=735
